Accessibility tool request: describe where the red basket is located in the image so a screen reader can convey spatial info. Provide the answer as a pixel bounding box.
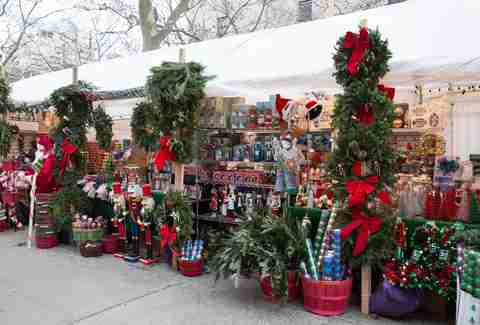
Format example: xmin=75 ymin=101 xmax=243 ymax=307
xmin=36 ymin=234 xmax=58 ymax=249
xmin=102 ymin=235 xmax=119 ymax=254
xmin=302 ymin=277 xmax=352 ymax=316
xmin=0 ymin=219 xmax=7 ymax=232
xmin=260 ymin=271 xmax=300 ymax=302
xmin=178 ymin=259 xmax=203 ymax=277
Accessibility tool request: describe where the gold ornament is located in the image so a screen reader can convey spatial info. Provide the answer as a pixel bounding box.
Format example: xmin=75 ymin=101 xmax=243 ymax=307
xmin=416 ymin=133 xmax=446 ymax=156
xmin=393 ymin=119 xmax=404 ymax=128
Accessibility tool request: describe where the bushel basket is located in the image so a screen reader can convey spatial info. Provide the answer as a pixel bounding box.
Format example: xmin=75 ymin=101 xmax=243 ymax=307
xmin=178 ymin=258 xmax=203 ymax=277
xmin=302 ymin=276 xmax=352 ymax=316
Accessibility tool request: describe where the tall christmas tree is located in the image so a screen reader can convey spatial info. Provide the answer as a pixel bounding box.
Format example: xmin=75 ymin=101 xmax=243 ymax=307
xmin=328 ymin=23 xmax=397 ymax=268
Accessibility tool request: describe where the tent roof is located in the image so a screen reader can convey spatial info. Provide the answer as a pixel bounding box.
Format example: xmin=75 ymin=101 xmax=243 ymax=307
xmin=11 ymin=0 xmax=480 ymax=105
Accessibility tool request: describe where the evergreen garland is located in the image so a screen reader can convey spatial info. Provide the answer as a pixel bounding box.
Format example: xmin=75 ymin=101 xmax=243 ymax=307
xmin=0 ymin=120 xmax=12 ymax=158
xmin=130 ymin=61 xmax=212 ymax=163
xmin=470 ymin=192 xmax=480 ymax=224
xmin=130 ymin=102 xmax=161 ymax=152
xmin=0 ymin=77 xmax=14 ymax=115
xmin=328 ymin=27 xmax=397 ymax=268
xmin=92 ymin=105 xmax=113 ymax=151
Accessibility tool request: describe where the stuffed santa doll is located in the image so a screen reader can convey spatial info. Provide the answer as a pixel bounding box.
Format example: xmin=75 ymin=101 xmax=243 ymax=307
xmin=34 ymin=135 xmax=57 ymax=193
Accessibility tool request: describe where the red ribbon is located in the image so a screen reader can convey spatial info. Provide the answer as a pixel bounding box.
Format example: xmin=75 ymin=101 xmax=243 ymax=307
xmin=343 ymin=28 xmax=370 ymax=76
xmin=154 ymin=136 xmax=176 ymax=171
xmin=378 ymin=84 xmax=396 ymax=101
xmin=59 ymin=139 xmax=78 ymax=176
xmin=346 ymin=176 xmax=379 ymax=207
xmin=357 ymin=104 xmax=375 ymax=126
xmin=159 ymin=225 xmax=177 ymax=249
xmin=341 ymin=208 xmax=383 ymax=256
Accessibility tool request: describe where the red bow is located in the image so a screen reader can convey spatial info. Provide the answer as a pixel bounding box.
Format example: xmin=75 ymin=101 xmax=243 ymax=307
xmin=378 ymin=84 xmax=395 ymax=101
xmin=357 ymin=104 xmax=375 ymax=125
xmin=59 ymin=139 xmax=78 ymax=176
xmin=346 ymin=176 xmax=379 ymax=207
xmin=341 ymin=209 xmax=382 ymax=256
xmin=154 ymin=136 xmax=176 ymax=171
xmin=159 ymin=225 xmax=177 ymax=249
xmin=343 ymin=28 xmax=370 ymax=76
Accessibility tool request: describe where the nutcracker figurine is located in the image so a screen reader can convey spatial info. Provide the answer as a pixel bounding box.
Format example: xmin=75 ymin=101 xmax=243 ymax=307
xmin=111 ymin=182 xmax=127 ymax=256
xmin=227 ymin=185 xmax=236 ymax=220
xmin=246 ymin=192 xmax=255 ymax=217
xmin=271 ymin=191 xmax=282 ymax=216
xmin=125 ymin=194 xmax=142 ymax=262
xmin=210 ymin=188 xmax=218 ymax=214
xmin=220 ymin=187 xmax=228 ymax=217
xmin=140 ymin=184 xmax=156 ymax=264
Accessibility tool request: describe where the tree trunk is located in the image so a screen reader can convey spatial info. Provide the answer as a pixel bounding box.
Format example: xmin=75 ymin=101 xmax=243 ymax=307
xmin=139 ymin=0 xmax=192 ymax=52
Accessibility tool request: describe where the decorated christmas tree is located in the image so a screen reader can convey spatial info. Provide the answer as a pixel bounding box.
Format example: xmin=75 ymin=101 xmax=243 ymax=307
xmin=328 ymin=22 xmax=397 ymax=267
xmin=470 ymin=192 xmax=480 ymax=224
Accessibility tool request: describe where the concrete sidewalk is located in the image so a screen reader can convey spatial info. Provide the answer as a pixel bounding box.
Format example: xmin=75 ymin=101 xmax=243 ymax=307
xmin=0 ymin=231 xmax=445 ymax=325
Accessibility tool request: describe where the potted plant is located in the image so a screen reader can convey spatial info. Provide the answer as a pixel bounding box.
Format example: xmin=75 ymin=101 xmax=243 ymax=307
xmin=49 ymin=185 xmax=91 ymax=244
xmin=159 ymin=191 xmax=193 ymax=267
xmin=211 ymin=212 xmax=304 ymax=302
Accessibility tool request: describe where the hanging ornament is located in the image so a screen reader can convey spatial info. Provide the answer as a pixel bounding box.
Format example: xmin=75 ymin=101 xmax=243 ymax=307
xmin=393 ymin=119 xmax=404 ymax=128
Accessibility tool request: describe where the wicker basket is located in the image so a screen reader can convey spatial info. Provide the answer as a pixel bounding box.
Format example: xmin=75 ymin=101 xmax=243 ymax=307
xmin=36 ymin=234 xmax=58 ymax=249
xmin=102 ymin=235 xmax=119 ymax=254
xmin=80 ymin=241 xmax=103 ymax=257
xmin=302 ymin=277 xmax=352 ymax=316
xmin=260 ymin=271 xmax=300 ymax=302
xmin=178 ymin=258 xmax=203 ymax=277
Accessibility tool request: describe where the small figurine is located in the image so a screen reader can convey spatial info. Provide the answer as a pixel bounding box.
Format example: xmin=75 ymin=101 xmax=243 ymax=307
xmin=220 ymin=187 xmax=228 ymax=217
xmin=227 ymin=185 xmax=236 ymax=219
xmin=271 ymin=192 xmax=282 ymax=216
xmin=246 ymin=193 xmax=255 ymax=217
xmin=272 ymin=131 xmax=305 ymax=193
xmin=210 ymin=188 xmax=218 ymax=212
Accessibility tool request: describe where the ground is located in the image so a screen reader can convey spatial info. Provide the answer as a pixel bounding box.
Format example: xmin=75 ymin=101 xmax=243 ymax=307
xmin=0 ymin=231 xmax=447 ymax=325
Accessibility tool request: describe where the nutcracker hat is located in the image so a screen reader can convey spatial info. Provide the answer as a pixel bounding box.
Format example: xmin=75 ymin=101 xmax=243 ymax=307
xmin=142 ymin=183 xmax=152 ymax=197
xmin=37 ymin=135 xmax=54 ymax=151
xmin=305 ymin=100 xmax=323 ymax=120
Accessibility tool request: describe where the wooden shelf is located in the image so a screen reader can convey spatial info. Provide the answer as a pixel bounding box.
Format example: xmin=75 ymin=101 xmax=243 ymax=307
xmin=392 ymin=128 xmax=424 ymax=134
xmin=194 ymin=213 xmax=241 ymax=225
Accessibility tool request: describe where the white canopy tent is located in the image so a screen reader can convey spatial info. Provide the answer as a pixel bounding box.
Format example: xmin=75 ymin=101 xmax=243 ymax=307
xmin=11 ymin=0 xmax=480 ymax=108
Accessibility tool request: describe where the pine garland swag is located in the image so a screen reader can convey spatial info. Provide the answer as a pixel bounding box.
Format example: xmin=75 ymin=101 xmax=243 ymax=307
xmin=328 ymin=27 xmax=397 ymax=268
xmin=470 ymin=192 xmax=480 ymax=224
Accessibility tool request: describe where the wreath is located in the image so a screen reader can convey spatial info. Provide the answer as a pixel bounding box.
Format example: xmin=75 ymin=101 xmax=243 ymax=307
xmin=130 ymin=61 xmax=213 ymax=164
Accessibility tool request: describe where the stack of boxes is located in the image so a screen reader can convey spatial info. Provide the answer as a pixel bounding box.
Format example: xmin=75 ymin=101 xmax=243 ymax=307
xmin=35 ymin=193 xmax=58 ymax=248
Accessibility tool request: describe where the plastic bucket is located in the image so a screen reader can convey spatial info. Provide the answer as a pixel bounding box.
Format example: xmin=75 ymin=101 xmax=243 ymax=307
xmin=302 ymin=276 xmax=352 ymax=316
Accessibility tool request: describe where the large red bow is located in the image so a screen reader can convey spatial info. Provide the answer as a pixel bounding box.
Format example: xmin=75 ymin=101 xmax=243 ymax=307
xmin=346 ymin=176 xmax=379 ymax=207
xmin=341 ymin=209 xmax=383 ymax=256
xmin=59 ymin=139 xmax=78 ymax=176
xmin=343 ymin=27 xmax=370 ymax=76
xmin=357 ymin=104 xmax=375 ymax=126
xmin=159 ymin=225 xmax=177 ymax=249
xmin=378 ymin=84 xmax=395 ymax=101
xmin=154 ymin=136 xmax=176 ymax=171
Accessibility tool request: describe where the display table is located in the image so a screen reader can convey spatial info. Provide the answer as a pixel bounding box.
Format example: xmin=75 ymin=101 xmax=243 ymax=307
xmin=402 ymin=217 xmax=480 ymax=238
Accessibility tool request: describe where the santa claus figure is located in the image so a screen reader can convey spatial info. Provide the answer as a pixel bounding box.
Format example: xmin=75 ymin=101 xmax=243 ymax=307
xmin=273 ymin=131 xmax=305 ymax=193
xmin=34 ymin=135 xmax=57 ymax=193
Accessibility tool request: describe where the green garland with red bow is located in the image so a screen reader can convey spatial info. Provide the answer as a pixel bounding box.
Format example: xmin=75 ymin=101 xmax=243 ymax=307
xmin=328 ymin=26 xmax=398 ymax=268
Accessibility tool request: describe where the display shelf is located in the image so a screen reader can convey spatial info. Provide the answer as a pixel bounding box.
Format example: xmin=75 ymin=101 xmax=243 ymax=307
xmin=194 ymin=213 xmax=241 ymax=225
xmin=199 ymin=127 xmax=331 ymax=135
xmin=392 ymin=128 xmax=424 ymax=134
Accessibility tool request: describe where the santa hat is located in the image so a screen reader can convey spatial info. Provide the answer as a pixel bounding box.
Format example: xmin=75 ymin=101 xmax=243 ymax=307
xmin=281 ymin=131 xmax=293 ymax=142
xmin=37 ymin=135 xmax=54 ymax=151
xmin=275 ymin=94 xmax=292 ymax=121
xmin=305 ymin=100 xmax=323 ymax=120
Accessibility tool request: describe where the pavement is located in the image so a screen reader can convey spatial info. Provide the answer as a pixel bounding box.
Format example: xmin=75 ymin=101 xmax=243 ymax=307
xmin=0 ymin=231 xmax=448 ymax=325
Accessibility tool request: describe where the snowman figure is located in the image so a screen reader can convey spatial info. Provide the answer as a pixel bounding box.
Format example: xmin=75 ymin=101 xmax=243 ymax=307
xmin=272 ymin=131 xmax=305 ymax=193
